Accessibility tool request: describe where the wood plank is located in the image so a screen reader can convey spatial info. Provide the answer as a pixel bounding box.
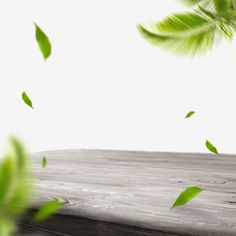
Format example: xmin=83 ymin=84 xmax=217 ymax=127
xmin=17 ymin=150 xmax=236 ymax=235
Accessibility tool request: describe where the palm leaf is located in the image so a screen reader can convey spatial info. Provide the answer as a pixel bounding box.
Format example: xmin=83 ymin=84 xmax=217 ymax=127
xmin=138 ymin=12 xmax=221 ymax=56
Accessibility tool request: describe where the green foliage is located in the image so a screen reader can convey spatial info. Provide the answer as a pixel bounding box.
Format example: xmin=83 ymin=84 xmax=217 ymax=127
xmin=22 ymin=91 xmax=33 ymax=109
xmin=185 ymin=111 xmax=195 ymax=119
xmin=33 ymin=199 xmax=63 ymax=222
xmin=205 ymin=140 xmax=219 ymax=155
xmin=138 ymin=12 xmax=218 ymax=56
xmin=171 ymin=186 xmax=202 ymax=209
xmin=41 ymin=156 xmax=47 ymax=168
xmin=138 ymin=0 xmax=236 ymax=56
xmin=0 ymin=137 xmax=34 ymax=236
xmin=214 ymin=0 xmax=232 ymax=14
xmin=34 ymin=23 xmax=52 ymax=60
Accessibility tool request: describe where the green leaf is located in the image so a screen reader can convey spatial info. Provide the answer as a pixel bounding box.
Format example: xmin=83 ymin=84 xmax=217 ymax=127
xmin=5 ymin=137 xmax=33 ymax=216
xmin=42 ymin=156 xmax=47 ymax=168
xmin=0 ymin=156 xmax=16 ymax=202
xmin=0 ymin=137 xmax=33 ymax=235
xmin=171 ymin=186 xmax=202 ymax=209
xmin=205 ymin=140 xmax=219 ymax=155
xmin=185 ymin=111 xmax=195 ymax=119
xmin=138 ymin=12 xmax=220 ymax=56
xmin=22 ymin=92 xmax=33 ymax=109
xmin=34 ymin=23 xmax=52 ymax=60
xmin=33 ymin=199 xmax=63 ymax=222
xmin=9 ymin=137 xmax=28 ymax=173
xmin=0 ymin=220 xmax=15 ymax=236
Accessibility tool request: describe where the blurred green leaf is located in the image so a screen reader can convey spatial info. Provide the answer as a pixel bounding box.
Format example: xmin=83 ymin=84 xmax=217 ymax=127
xmin=137 ymin=12 xmax=219 ymax=56
xmin=214 ymin=0 xmax=232 ymax=13
xmin=137 ymin=0 xmax=236 ymax=56
xmin=33 ymin=199 xmax=63 ymax=222
xmin=0 ymin=220 xmax=15 ymax=236
xmin=205 ymin=140 xmax=219 ymax=155
xmin=22 ymin=92 xmax=33 ymax=109
xmin=9 ymin=137 xmax=28 ymax=173
xmin=185 ymin=111 xmax=195 ymax=119
xmin=42 ymin=156 xmax=47 ymax=168
xmin=171 ymin=186 xmax=202 ymax=209
xmin=0 ymin=137 xmax=33 ymax=236
xmin=34 ymin=23 xmax=51 ymax=60
xmin=0 ymin=156 xmax=16 ymax=203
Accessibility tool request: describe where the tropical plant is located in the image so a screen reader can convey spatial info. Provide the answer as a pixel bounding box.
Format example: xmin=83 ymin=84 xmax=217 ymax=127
xmin=138 ymin=0 xmax=236 ymax=56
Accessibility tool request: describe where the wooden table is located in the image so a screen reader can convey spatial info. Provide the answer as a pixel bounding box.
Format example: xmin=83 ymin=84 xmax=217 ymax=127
xmin=18 ymin=150 xmax=236 ymax=236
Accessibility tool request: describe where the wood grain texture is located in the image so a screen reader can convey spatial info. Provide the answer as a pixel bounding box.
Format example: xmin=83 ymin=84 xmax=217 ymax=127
xmin=17 ymin=150 xmax=236 ymax=235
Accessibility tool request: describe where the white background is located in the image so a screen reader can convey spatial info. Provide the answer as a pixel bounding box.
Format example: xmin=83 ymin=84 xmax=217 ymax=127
xmin=0 ymin=0 xmax=236 ymax=155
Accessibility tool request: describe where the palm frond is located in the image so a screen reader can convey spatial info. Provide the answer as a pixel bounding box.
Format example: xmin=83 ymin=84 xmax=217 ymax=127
xmin=137 ymin=12 xmax=222 ymax=56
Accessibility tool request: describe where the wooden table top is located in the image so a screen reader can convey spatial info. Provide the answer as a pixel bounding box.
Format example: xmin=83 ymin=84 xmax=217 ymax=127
xmin=18 ymin=150 xmax=236 ymax=236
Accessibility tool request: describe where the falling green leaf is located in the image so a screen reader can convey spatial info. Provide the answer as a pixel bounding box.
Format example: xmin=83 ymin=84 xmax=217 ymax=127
xmin=185 ymin=111 xmax=195 ymax=119
xmin=22 ymin=92 xmax=33 ymax=109
xmin=42 ymin=156 xmax=47 ymax=168
xmin=34 ymin=23 xmax=52 ymax=60
xmin=33 ymin=199 xmax=63 ymax=222
xmin=171 ymin=186 xmax=202 ymax=209
xmin=205 ymin=140 xmax=219 ymax=155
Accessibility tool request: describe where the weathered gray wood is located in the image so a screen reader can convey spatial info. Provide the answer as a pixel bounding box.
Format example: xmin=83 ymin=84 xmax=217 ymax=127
xmin=18 ymin=150 xmax=236 ymax=235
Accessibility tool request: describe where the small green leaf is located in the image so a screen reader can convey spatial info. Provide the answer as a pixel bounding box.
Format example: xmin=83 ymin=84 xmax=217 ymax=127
xmin=22 ymin=92 xmax=33 ymax=109
xmin=171 ymin=186 xmax=202 ymax=209
xmin=205 ymin=140 xmax=219 ymax=155
xmin=34 ymin=23 xmax=52 ymax=60
xmin=42 ymin=157 xmax=47 ymax=168
xmin=33 ymin=199 xmax=63 ymax=222
xmin=185 ymin=111 xmax=195 ymax=119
